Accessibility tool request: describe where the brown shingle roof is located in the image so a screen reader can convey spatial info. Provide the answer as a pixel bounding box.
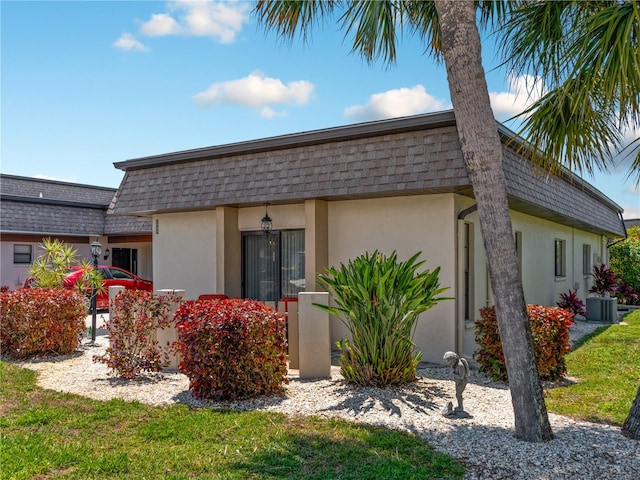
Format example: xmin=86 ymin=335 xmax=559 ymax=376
xmin=112 ymin=110 xmax=625 ymax=237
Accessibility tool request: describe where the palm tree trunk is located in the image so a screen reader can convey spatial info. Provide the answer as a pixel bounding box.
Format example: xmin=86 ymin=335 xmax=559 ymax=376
xmin=622 ymin=386 xmax=640 ymax=439
xmin=434 ymin=0 xmax=553 ymax=442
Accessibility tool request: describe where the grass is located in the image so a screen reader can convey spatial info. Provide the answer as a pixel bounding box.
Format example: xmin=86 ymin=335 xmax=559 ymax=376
xmin=0 ymin=363 xmax=464 ymax=480
xmin=544 ymin=309 xmax=640 ymax=425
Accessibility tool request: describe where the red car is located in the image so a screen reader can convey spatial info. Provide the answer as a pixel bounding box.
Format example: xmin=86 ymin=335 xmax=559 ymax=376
xmin=63 ymin=266 xmax=153 ymax=310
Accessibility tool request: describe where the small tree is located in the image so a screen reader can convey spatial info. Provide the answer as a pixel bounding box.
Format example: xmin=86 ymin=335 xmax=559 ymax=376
xmin=610 ymin=226 xmax=640 ymax=294
xmin=27 ymin=238 xmax=104 ymax=304
xmin=316 ymin=251 xmax=450 ymax=387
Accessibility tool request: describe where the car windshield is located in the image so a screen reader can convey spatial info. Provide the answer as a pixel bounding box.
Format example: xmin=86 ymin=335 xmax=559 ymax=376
xmin=108 ymin=268 xmax=134 ymax=280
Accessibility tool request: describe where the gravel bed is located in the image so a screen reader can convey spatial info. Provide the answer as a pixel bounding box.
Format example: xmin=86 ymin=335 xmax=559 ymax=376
xmin=8 ymin=316 xmax=639 ymax=479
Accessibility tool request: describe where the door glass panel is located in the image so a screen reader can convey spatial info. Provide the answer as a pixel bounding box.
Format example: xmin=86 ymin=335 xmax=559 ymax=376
xmin=281 ymin=230 xmax=305 ymax=297
xmin=243 ymin=234 xmax=279 ymax=303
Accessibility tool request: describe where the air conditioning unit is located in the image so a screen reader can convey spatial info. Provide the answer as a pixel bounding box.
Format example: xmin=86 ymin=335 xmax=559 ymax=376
xmin=586 ymin=297 xmax=618 ymax=323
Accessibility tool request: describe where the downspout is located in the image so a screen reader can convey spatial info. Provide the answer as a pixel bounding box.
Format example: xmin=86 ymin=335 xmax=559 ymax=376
xmin=457 ymin=204 xmax=478 ymax=221
xmin=456 ymin=204 xmax=477 ymax=355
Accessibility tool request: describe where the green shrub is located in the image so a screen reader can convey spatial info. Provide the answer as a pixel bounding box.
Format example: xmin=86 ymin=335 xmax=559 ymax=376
xmin=317 ymin=251 xmax=450 ymax=387
xmin=93 ymin=290 xmax=178 ymax=379
xmin=475 ymin=305 xmax=572 ymax=382
xmin=174 ymin=298 xmax=288 ymax=401
xmin=0 ymin=287 xmax=86 ymax=358
xmin=610 ymin=226 xmax=640 ymax=302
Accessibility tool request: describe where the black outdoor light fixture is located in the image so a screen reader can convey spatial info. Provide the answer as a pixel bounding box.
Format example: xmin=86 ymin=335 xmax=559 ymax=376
xmin=261 ymin=204 xmax=272 ymax=234
xmin=103 ymin=248 xmax=110 ymax=261
xmin=90 ymin=239 xmax=102 ymax=344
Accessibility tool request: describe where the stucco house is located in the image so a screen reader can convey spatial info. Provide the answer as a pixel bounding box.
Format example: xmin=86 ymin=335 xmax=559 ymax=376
xmin=0 ymin=174 xmax=152 ymax=289
xmin=111 ymin=110 xmax=626 ymax=363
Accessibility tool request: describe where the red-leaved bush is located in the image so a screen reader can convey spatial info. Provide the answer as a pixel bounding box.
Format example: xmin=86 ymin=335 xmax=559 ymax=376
xmin=93 ymin=290 xmax=178 ymax=379
xmin=475 ymin=305 xmax=573 ymax=382
xmin=0 ymin=287 xmax=86 ymax=358
xmin=174 ymin=298 xmax=288 ymax=401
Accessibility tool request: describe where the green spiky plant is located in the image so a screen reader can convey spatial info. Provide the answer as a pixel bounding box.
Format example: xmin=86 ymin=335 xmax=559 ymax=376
xmin=316 ymin=251 xmax=451 ymax=387
xmin=27 ymin=238 xmax=104 ymax=306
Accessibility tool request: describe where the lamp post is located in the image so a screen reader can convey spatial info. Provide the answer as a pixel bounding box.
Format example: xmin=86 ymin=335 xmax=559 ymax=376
xmin=90 ymin=239 xmax=102 ymax=344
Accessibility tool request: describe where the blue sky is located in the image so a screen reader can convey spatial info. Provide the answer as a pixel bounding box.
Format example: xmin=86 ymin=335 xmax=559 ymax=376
xmin=2 ymin=0 xmax=639 ymax=220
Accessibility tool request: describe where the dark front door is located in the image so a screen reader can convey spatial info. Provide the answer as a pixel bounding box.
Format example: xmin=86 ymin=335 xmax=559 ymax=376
xmin=242 ymin=230 xmax=305 ymax=303
xmin=112 ymin=248 xmax=138 ymax=275
xmin=243 ymin=233 xmax=280 ymax=303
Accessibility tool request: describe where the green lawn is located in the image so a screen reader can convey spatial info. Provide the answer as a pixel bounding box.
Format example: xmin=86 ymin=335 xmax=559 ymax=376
xmin=0 ymin=362 xmax=464 ymax=480
xmin=545 ymin=309 xmax=640 ymax=425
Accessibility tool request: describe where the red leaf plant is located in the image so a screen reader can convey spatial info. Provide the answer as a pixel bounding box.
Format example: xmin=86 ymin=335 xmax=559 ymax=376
xmin=174 ymin=298 xmax=288 ymax=401
xmin=93 ymin=290 xmax=178 ymax=379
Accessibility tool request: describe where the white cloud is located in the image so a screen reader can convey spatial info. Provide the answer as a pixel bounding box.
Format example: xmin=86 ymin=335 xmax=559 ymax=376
xmin=192 ymin=71 xmax=314 ymax=113
xmin=489 ymin=72 xmax=545 ymax=120
xmin=112 ymin=33 xmax=149 ymax=52
xmin=139 ymin=0 xmax=249 ymax=43
xmin=140 ymin=13 xmax=181 ymax=37
xmin=260 ymin=107 xmax=287 ymax=119
xmin=628 ymin=183 xmax=640 ymax=195
xmin=622 ymin=204 xmax=640 ymax=220
xmin=344 ymin=85 xmax=446 ymax=122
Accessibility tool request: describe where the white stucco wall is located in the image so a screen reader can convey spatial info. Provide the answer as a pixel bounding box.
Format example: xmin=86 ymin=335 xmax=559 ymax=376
xmin=460 ymin=208 xmax=604 ymax=358
xmin=510 ymin=211 xmax=602 ymax=306
xmin=238 ymin=204 xmax=305 ymax=231
xmin=152 ymin=211 xmax=216 ymax=299
xmin=327 ymin=194 xmax=458 ymax=364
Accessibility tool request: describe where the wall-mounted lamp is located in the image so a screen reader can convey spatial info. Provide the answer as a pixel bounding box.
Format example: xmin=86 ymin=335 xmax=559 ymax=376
xmin=261 ymin=204 xmax=272 ymax=234
xmin=103 ymin=248 xmax=110 ymax=261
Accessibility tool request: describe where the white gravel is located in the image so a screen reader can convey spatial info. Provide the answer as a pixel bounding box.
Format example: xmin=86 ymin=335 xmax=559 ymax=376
xmin=8 ymin=315 xmax=640 ymax=480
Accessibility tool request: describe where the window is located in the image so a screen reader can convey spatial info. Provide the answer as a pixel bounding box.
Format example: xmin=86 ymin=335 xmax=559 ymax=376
xmin=583 ymin=244 xmax=592 ymax=276
xmin=13 ymin=244 xmax=32 ymax=264
xmin=554 ymin=239 xmax=566 ymax=278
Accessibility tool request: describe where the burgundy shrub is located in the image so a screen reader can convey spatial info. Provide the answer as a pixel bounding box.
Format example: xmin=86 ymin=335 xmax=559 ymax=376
xmin=174 ymin=298 xmax=288 ymax=401
xmin=0 ymin=287 xmax=86 ymax=358
xmin=475 ymin=305 xmax=573 ymax=382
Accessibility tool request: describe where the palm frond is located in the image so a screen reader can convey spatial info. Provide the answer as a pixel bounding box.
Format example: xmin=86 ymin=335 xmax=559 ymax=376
xmin=339 ymin=0 xmax=399 ymax=64
xmin=513 ymin=77 xmax=622 ymax=176
xmin=253 ymin=0 xmax=339 ymax=44
xmin=568 ymin=1 xmax=640 ymax=122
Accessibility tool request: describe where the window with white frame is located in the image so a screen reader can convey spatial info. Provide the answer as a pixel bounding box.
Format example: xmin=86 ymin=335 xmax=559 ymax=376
xmin=583 ymin=244 xmax=592 ymax=276
xmin=13 ymin=244 xmax=32 ymax=264
xmin=554 ymin=239 xmax=566 ymax=278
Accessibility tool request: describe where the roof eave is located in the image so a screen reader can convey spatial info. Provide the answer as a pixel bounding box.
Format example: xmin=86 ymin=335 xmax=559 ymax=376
xmin=114 ymin=110 xmax=457 ymax=171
